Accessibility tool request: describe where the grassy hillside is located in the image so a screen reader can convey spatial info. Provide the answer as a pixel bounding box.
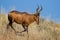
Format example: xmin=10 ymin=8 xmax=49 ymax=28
xmin=0 ymin=14 xmax=60 ymax=40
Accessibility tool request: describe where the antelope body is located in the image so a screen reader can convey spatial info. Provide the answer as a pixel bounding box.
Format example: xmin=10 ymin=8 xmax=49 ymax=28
xmin=7 ymin=6 xmax=42 ymax=34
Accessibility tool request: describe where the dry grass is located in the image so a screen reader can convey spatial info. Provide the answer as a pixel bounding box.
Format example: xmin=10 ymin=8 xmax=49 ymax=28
xmin=0 ymin=14 xmax=60 ymax=40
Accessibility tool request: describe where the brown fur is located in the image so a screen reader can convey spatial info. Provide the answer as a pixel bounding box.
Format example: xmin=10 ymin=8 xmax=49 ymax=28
xmin=7 ymin=6 xmax=42 ymax=34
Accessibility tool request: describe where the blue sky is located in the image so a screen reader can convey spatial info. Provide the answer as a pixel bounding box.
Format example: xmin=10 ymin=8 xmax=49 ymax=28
xmin=0 ymin=0 xmax=60 ymax=23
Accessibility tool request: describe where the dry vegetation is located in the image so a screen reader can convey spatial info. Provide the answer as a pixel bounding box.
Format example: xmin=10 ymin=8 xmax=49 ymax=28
xmin=0 ymin=14 xmax=60 ymax=40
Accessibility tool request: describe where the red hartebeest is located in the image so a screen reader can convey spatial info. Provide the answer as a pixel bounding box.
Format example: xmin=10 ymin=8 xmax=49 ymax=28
xmin=7 ymin=6 xmax=42 ymax=34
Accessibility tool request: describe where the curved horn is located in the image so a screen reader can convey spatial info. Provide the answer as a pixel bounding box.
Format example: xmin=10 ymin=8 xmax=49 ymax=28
xmin=36 ymin=5 xmax=39 ymax=12
xmin=36 ymin=5 xmax=42 ymax=12
xmin=40 ymin=5 xmax=43 ymax=11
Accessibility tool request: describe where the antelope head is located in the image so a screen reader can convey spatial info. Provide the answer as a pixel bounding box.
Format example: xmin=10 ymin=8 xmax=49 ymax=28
xmin=35 ymin=5 xmax=43 ymax=24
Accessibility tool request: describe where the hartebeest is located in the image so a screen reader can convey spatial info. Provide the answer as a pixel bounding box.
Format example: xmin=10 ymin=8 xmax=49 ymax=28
xmin=7 ymin=6 xmax=42 ymax=34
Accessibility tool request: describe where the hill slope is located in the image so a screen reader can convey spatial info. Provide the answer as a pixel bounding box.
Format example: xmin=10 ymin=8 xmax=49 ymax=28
xmin=0 ymin=14 xmax=60 ymax=40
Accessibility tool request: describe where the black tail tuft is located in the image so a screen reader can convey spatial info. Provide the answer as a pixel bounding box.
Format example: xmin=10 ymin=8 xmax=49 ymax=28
xmin=8 ymin=15 xmax=12 ymax=23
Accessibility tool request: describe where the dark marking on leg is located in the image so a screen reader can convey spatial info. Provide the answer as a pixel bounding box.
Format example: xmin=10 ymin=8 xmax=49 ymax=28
xmin=26 ymin=27 xmax=28 ymax=34
xmin=20 ymin=24 xmax=27 ymax=33
xmin=10 ymin=22 xmax=16 ymax=33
